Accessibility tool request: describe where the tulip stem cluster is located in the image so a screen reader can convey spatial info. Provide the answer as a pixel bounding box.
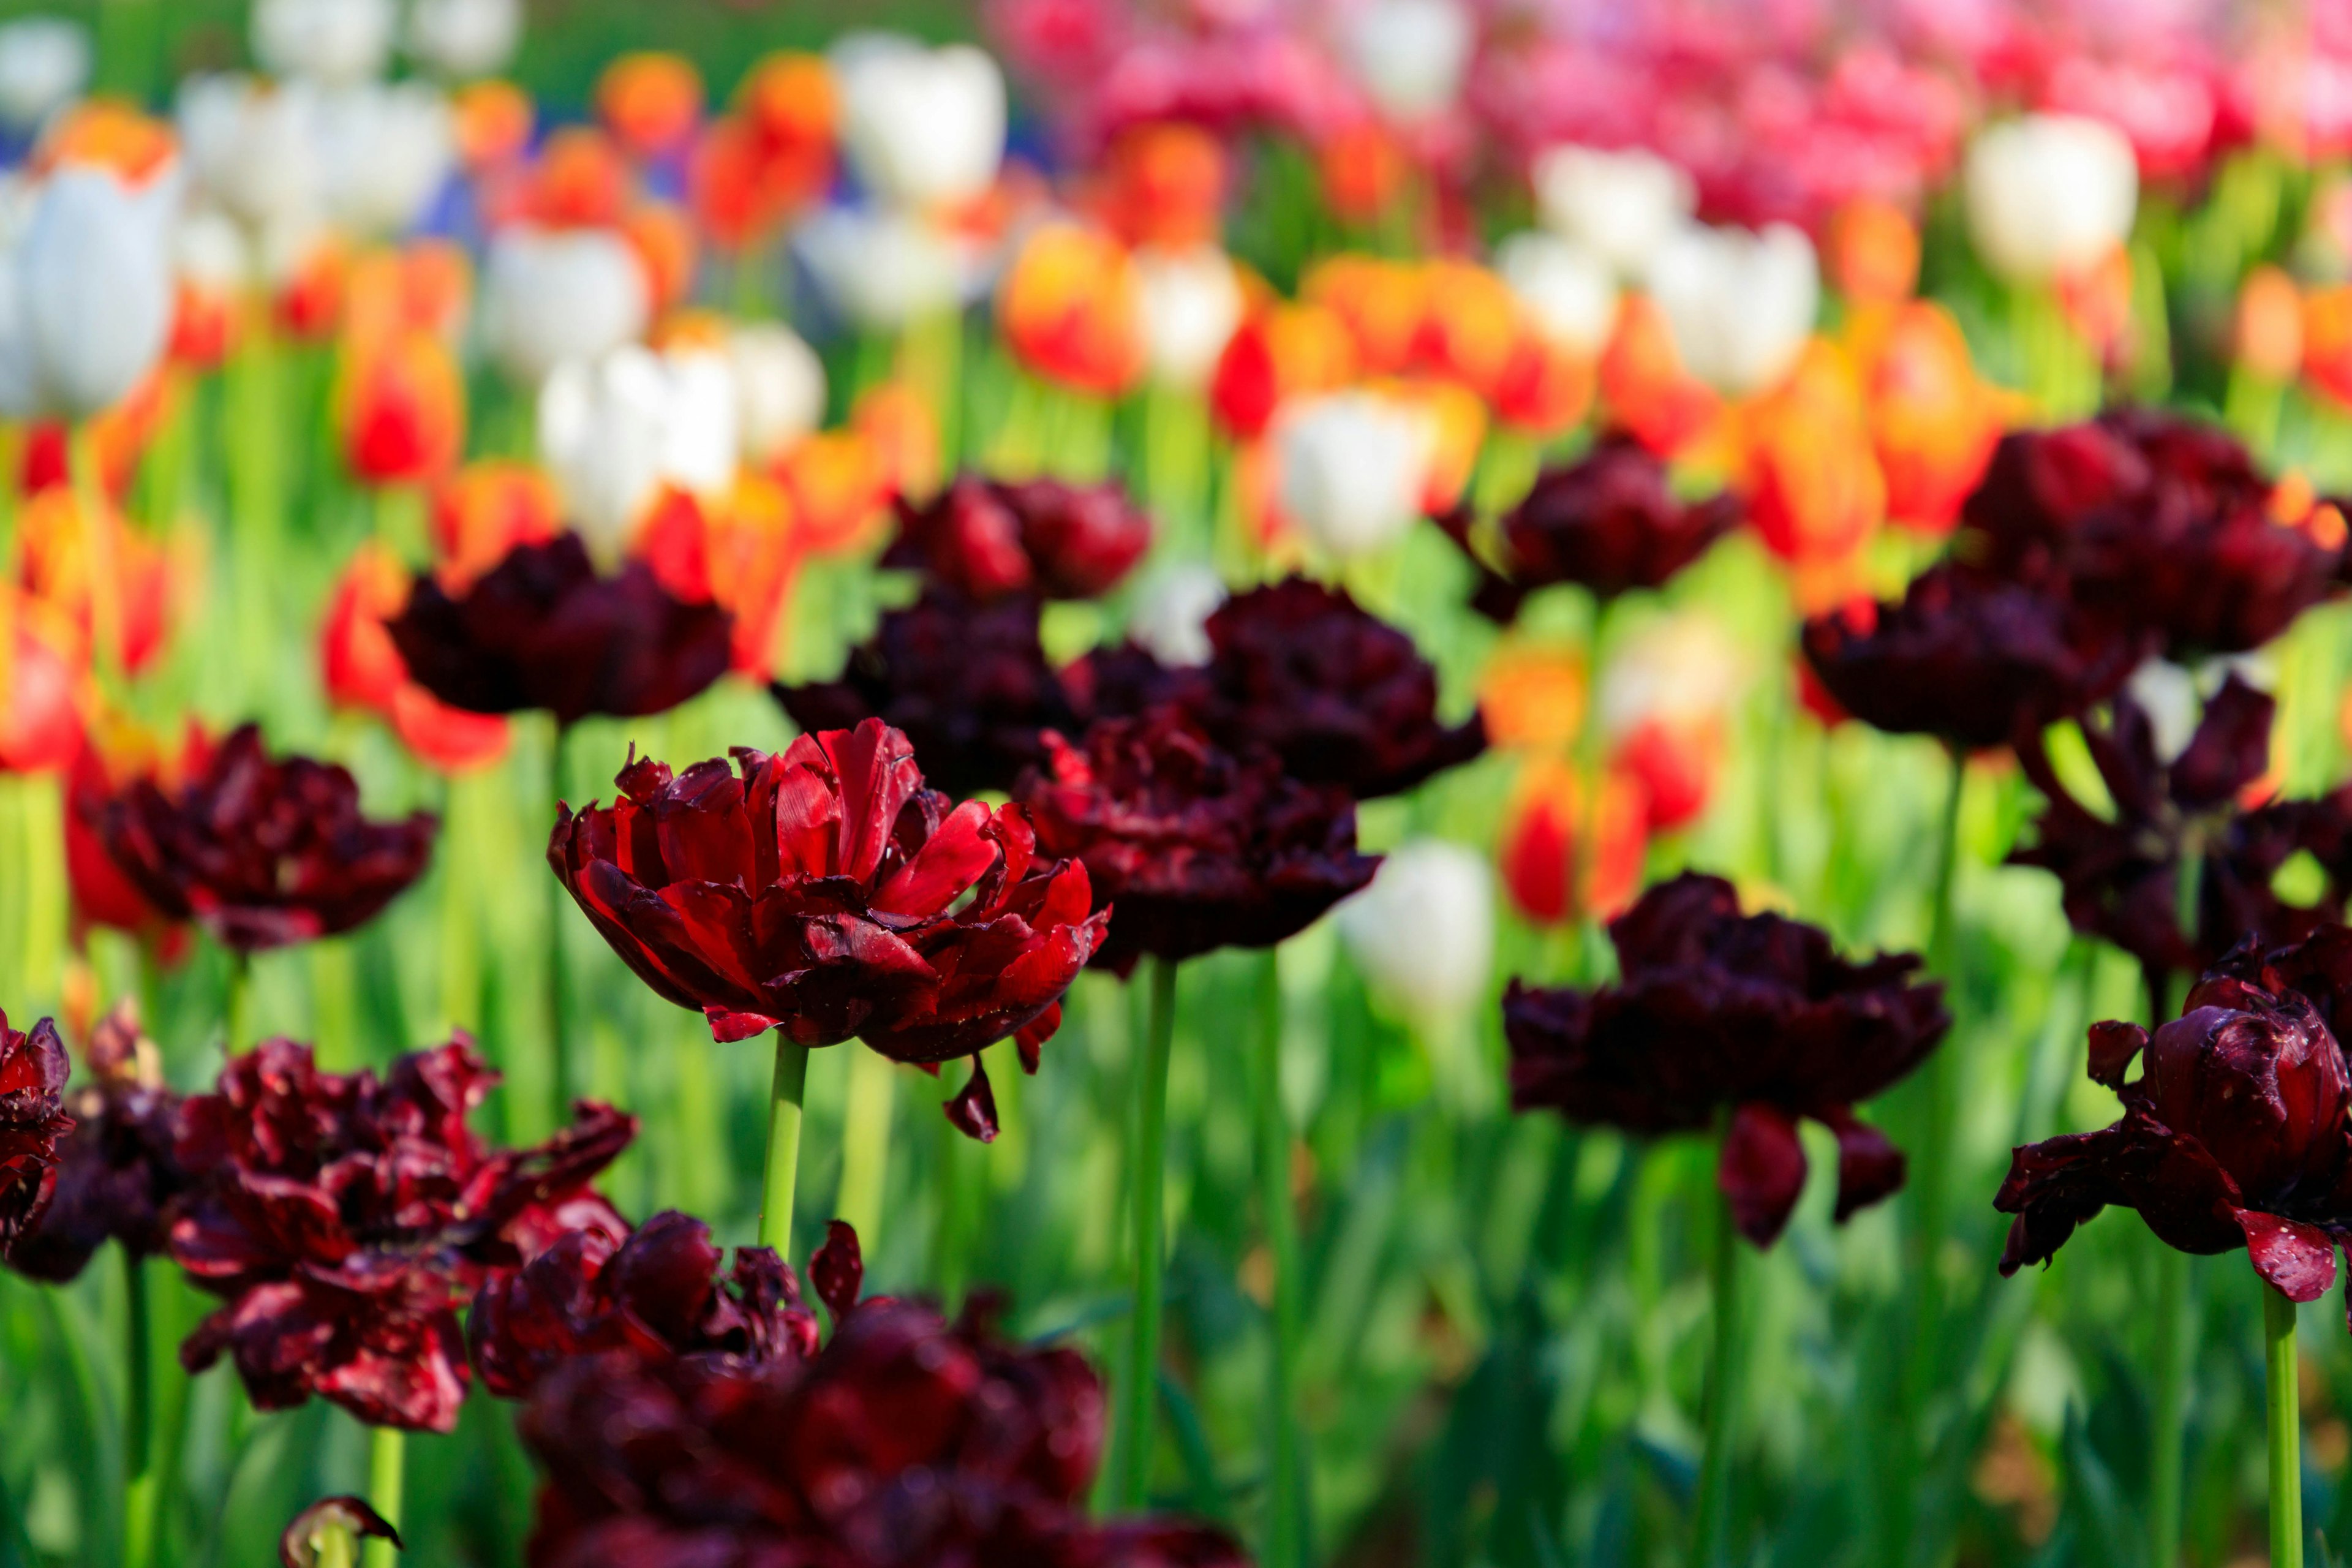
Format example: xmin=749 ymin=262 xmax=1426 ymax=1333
xmin=1116 ymin=956 xmax=1180 ymax=1510
xmin=2148 ymin=1245 xmax=2195 ymax=1568
xmin=2265 ymin=1282 xmax=2304 ymax=1568
xmin=364 ymin=1425 xmax=404 ymax=1568
xmin=1691 ymin=1166 xmax=1744 ymax=1568
xmin=121 ymin=1251 xmax=154 ymax=1568
xmin=1251 ymin=949 xmax=1308 ymax=1568
xmin=757 ymin=1036 xmax=811 ymax=1253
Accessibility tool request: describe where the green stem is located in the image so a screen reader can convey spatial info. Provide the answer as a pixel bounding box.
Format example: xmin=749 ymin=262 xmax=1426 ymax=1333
xmin=2266 ymin=1281 xmax=2304 ymax=1568
xmin=1115 ymin=957 xmax=1180 ymax=1511
xmin=546 ymin=720 xmax=572 ymax=1133
xmin=2148 ymin=1244 xmax=2195 ymax=1568
xmin=1691 ymin=1167 xmax=1744 ymax=1568
xmin=1251 ymin=950 xmax=1307 ymax=1568
xmin=363 ymin=1425 xmax=404 ymax=1568
xmin=758 ymin=1032 xmax=811 ymax=1251
xmin=121 ymin=1252 xmax=154 ymax=1568
xmin=68 ymin=423 xmax=123 ymax=695
xmin=225 ymin=952 xmax=251 ymax=1054
xmin=835 ymin=1048 xmax=896 ymax=1249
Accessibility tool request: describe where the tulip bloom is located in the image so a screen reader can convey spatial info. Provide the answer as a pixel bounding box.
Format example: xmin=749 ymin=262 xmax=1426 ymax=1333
xmin=1208 ymin=302 xmax=1357 ymax=443
xmin=470 ymin=1208 xmax=820 ymax=1396
xmin=998 ymin=221 xmax=1148 ymax=399
xmin=1864 ymin=301 xmax=2007 ymax=535
xmin=1962 ymin=114 xmax=2138 ymax=287
xmin=321 ymin=544 xmax=510 ymax=773
xmin=0 ymin=1011 xmax=72 ymax=1259
xmin=388 ymin=533 xmax=733 ymax=726
xmin=97 ymin=725 xmax=437 ymax=955
xmin=170 ymin=1038 xmax=633 ymax=1431
xmin=832 ymin=36 xmax=1005 ymax=209
xmin=1497 ymin=757 xmax=1646 ymax=927
xmin=337 ymin=330 xmax=466 ymax=489
xmin=1507 ymin=873 xmax=1950 ymax=1245
xmin=1018 ymin=707 xmax=1378 ymax=975
xmin=549 ymin=721 xmax=1108 ymax=1113
xmin=777 ymin=589 xmax=1079 ymax=799
xmin=1337 ymin=840 xmax=1495 ymax=1023
xmin=1997 ymin=944 xmax=2352 ymax=1305
xmin=1801 ymin=564 xmax=2143 ymax=753
xmin=595 ymin=52 xmax=704 ymax=159
xmin=9 ymin=1002 xmax=182 ymax=1283
xmin=1531 ymin=145 xmax=1696 ymax=282
xmin=0 ymin=168 xmax=176 ymax=422
xmin=429 ymin=461 xmax=562 ymax=592
xmin=480 ymin=225 xmax=650 ymax=389
xmin=884 ymin=474 xmax=1153 ymax=603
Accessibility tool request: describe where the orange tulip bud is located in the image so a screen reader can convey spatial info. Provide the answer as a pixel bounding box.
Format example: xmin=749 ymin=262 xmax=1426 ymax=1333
xmin=998 ymin=221 xmax=1148 ymax=398
xmin=779 ymin=431 xmax=893 ymax=557
xmin=1744 ymin=339 xmax=1885 ymax=565
xmin=1866 ymin=301 xmax=2006 ymax=535
xmin=275 ymin=235 xmax=349 ymax=343
xmin=530 ymin=126 xmax=632 ymax=229
xmin=15 ymin=486 xmax=172 ymax=676
xmin=34 ymin=98 xmax=177 ymax=189
xmin=454 ymin=80 xmax=534 ymax=173
xmin=739 ymin=51 xmax=837 ymax=157
xmin=1600 ymin=293 xmax=1721 ymax=456
xmin=1480 ymin=643 xmax=1585 ymax=753
xmin=622 ymin=202 xmax=700 ymax=318
xmin=339 ymin=332 xmax=467 ymax=489
xmin=431 ymin=461 xmax=563 ymax=591
xmin=2303 ymin=284 xmax=2352 ymax=409
xmin=1102 ymin=121 xmax=1227 ymax=250
xmin=1611 ymin=714 xmax=1721 ymax=833
xmin=1316 ymin=121 xmax=1409 ymax=227
xmin=1499 ymin=758 xmax=1649 ymax=927
xmin=1826 ymin=197 xmax=1921 ymax=307
xmin=596 ymin=53 xmax=706 ymax=160
xmin=1415 ymin=259 xmax=1522 ymax=402
xmin=0 ymin=592 xmax=85 ymax=774
xmin=1302 ymin=254 xmax=1425 ymax=377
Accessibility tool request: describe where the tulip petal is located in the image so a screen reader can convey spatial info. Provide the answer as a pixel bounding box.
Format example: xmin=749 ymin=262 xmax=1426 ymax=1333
xmin=2086 ymin=1020 xmax=2147 ymax=1090
xmin=1718 ymin=1101 xmax=1807 ymax=1247
xmin=944 ymin=1054 xmax=999 ymax=1143
xmin=809 ymin=1218 xmax=863 ymax=1322
xmin=2173 ymin=676 xmax=2275 ymax=811
xmin=1819 ymin=1106 xmax=1905 ymax=1222
xmin=706 ymin=1007 xmax=783 ymax=1044
xmin=2237 ymin=1209 xmax=2337 ymax=1302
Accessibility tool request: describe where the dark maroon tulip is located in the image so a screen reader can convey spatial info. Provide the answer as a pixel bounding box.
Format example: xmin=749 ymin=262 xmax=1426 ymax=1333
xmin=470 ymin=1209 xmax=821 ymax=1397
xmin=10 ymin=1003 xmax=183 ymax=1283
xmin=388 ymin=533 xmax=733 ymax=726
xmin=280 ymin=1496 xmax=401 ymax=1568
xmin=519 ymin=1279 xmax=1246 ymax=1568
xmin=168 ymin=1036 xmax=635 ymax=1432
xmin=549 ymin=721 xmax=1108 ymax=1136
xmin=885 ymin=473 xmax=1153 ymax=601
xmin=2013 ymin=673 xmax=2352 ymax=998
xmin=1017 ymin=707 xmax=1378 ymax=976
xmin=0 ymin=1011 xmax=71 ymax=1260
xmin=1960 ymin=410 xmax=2340 ymax=657
xmin=774 ymin=589 xmax=1081 ymax=797
xmin=1506 ymin=873 xmax=1950 ymax=1246
xmin=95 ymin=724 xmax=435 ymax=954
xmin=1800 ymin=564 xmax=2147 ymax=752
xmin=1438 ymin=437 xmax=1741 ymax=620
xmin=1068 ymin=579 xmax=1483 ymax=801
xmin=1997 ymin=946 xmax=2352 ymax=1305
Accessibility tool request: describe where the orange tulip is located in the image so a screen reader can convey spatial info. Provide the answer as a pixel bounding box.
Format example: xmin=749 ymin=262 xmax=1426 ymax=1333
xmin=1492 ymin=330 xmax=1597 ymax=437
xmin=1498 ymin=758 xmax=1648 ymax=927
xmin=690 ymin=116 xmax=831 ymax=253
xmin=530 ymin=126 xmax=633 ymax=229
xmin=21 ymin=368 xmax=175 ymax=502
xmin=15 ymin=486 xmax=172 ymax=676
xmin=1210 ymin=301 xmax=1359 ymax=440
xmin=322 ymin=543 xmax=412 ymax=714
xmin=33 ymin=98 xmax=177 ymax=188
xmin=2238 ymin=265 xmax=2305 ymax=383
xmin=1743 ymin=339 xmax=1885 ymax=565
xmin=1600 ymin=293 xmax=1721 ymax=456
xmin=1826 ymin=197 xmax=1921 ymax=307
xmin=431 ymin=461 xmax=563 ymax=591
xmin=171 ymin=275 xmax=236 ymax=370
xmin=1610 ymin=714 xmax=1722 ymax=834
xmin=2303 ymin=285 xmax=2352 ymax=408
xmin=1102 ymin=121 xmax=1227 ymax=250
xmin=739 ymin=51 xmax=837 ymax=160
xmin=339 ymin=332 xmax=467 ymax=489
xmin=1415 ymin=258 xmax=1522 ymax=402
xmin=1864 ymin=301 xmax=2007 ymax=535
xmin=1379 ymin=377 xmax=1487 ymax=513
xmin=635 ymin=478 xmax=804 ymax=679
xmin=1302 ymin=254 xmax=1425 ymax=377
xmin=622 ymin=202 xmax=700 ymax=318
xmin=999 ymin=221 xmax=1147 ymax=399
xmin=852 ymin=381 xmax=943 ymax=505
xmin=778 ymin=431 xmax=894 ymax=557
xmin=388 ymin=684 xmax=509 ymax=773
xmin=1479 ymin=643 xmax=1585 ymax=754
xmin=1316 ymin=121 xmax=1409 ymax=227
xmin=597 ymin=53 xmax=706 ymax=160
xmin=344 ymin=243 xmax=473 ymax=352
xmin=0 ymin=592 xmax=85 ymax=774
xmin=454 ymin=80 xmax=534 ymax=173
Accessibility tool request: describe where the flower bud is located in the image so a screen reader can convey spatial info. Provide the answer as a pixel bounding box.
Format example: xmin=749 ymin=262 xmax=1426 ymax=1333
xmin=1646 ymin=221 xmax=1819 ymax=398
xmin=251 ymin=0 xmax=395 ymax=88
xmin=1531 ymin=144 xmax=1695 ymax=282
xmin=728 ymin=323 xmax=827 ymax=466
xmin=538 ymin=343 xmax=739 ymax=560
xmin=1343 ymin=0 xmax=1474 ymax=122
xmin=0 ymin=17 xmax=88 ymax=133
xmin=1962 ymin=113 xmax=2138 ymax=286
xmin=1274 ymin=391 xmax=1430 ymax=561
xmin=404 ymin=0 xmax=521 ymax=81
xmin=832 ymin=35 xmax=1005 ymax=208
xmin=1339 ymin=840 xmax=1494 ymax=1022
xmin=481 ymin=225 xmax=649 ymax=388
xmin=1133 ymin=244 xmax=1243 ymax=389
xmin=0 ymin=169 xmax=176 ymax=421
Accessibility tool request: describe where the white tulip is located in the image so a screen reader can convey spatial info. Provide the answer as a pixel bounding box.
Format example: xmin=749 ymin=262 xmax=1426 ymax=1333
xmin=540 ymin=344 xmax=740 ymax=561
xmin=1338 ymin=840 xmax=1494 ymax=1023
xmin=1596 ymin=611 xmax=1743 ymax=741
xmin=403 ymin=0 xmax=521 ymax=80
xmin=176 ymin=206 xmax=251 ymax=293
xmin=1131 ymin=244 xmax=1243 ymax=388
xmin=793 ymin=205 xmax=959 ymax=331
xmin=481 ymin=225 xmax=649 ymax=388
xmin=0 ymin=170 xmax=176 ymax=420
xmin=1276 ymin=391 xmax=1431 ymax=561
xmin=728 ymin=323 xmax=827 ymax=466
xmin=1494 ymin=230 xmax=1618 ymax=355
xmin=1125 ymin=562 xmax=1228 ymax=668
xmin=831 ymin=35 xmax=1006 ymax=208
xmin=0 ymin=17 xmax=89 ymax=132
xmin=1531 ymin=144 xmax=1696 ymax=281
xmin=252 ymin=0 xmax=397 ymax=86
xmin=1646 ymin=221 xmax=1819 ymax=397
xmin=1963 ymin=113 xmax=2139 ymax=285
xmin=1343 ymin=0 xmax=1474 ymax=122
xmin=177 ymin=74 xmax=322 ymax=230
xmin=311 ymin=81 xmax=452 ymax=237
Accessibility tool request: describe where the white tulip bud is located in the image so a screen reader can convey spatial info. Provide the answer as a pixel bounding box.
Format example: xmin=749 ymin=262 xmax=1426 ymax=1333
xmin=794 ymin=205 xmax=960 ymax=331
xmin=1126 ymin=562 xmax=1227 ymax=668
xmin=1963 ymin=113 xmax=2139 ymax=285
xmin=403 ymin=0 xmax=521 ymax=80
xmin=831 ymin=35 xmax=1006 ymax=209
xmin=1344 ymin=0 xmax=1474 ymax=122
xmin=1131 ymin=244 xmax=1243 ymax=388
xmin=1531 ymin=144 xmax=1695 ymax=281
xmin=311 ymin=81 xmax=453 ymax=238
xmin=1494 ymin=230 xmax=1618 ymax=355
xmin=178 ymin=74 xmax=323 ymax=229
xmin=0 ymin=17 xmax=90 ymax=132
xmin=729 ymin=323 xmax=827 ymax=466
xmin=1645 ymin=221 xmax=1819 ymax=397
xmin=0 ymin=170 xmax=176 ymax=420
xmin=483 ymin=225 xmax=649 ymax=388
xmin=540 ymin=344 xmax=740 ymax=563
xmin=1338 ymin=840 xmax=1494 ymax=1023
xmin=1276 ymin=391 xmax=1431 ymax=562
xmin=252 ymin=0 xmax=398 ymax=87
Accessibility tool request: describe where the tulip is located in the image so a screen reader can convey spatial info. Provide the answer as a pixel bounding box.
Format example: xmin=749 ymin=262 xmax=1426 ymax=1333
xmin=1598 ymin=291 xmax=1721 ymax=456
xmin=538 ymin=344 xmax=739 ymax=560
xmin=1595 ymin=610 xmax=1743 ymax=761
xmin=480 ymin=225 xmax=650 ymax=388
xmin=1338 ymin=840 xmax=1494 ymax=1022
xmin=170 ymin=208 xmax=246 ymax=367
xmin=0 ymin=597 xmax=84 ymax=774
xmin=1273 ymin=390 xmax=1431 ymax=561
xmin=1647 ymin=221 xmax=1820 ymax=398
xmin=1825 ymin=196 xmax=1921 ymax=308
xmin=1864 ymin=301 xmax=2006 ymax=534
xmin=2237 ymin=265 xmax=2305 ymax=384
xmin=453 ymin=78 xmax=530 ymax=170
xmin=831 ymin=35 xmax=1005 ymax=208
xmin=1343 ymin=0 xmax=1475 ymax=121
xmin=1479 ymin=643 xmax=1585 ymax=755
xmin=1962 ymin=113 xmax=2138 ymax=286
xmin=728 ymin=323 xmax=827 ymax=466
xmin=1132 ymin=244 xmax=1244 ymax=388
xmin=517 ymin=124 xmax=628 ymax=228
xmin=999 ymin=220 xmax=1147 ymax=399
xmin=594 ymin=52 xmax=704 ymax=160
xmin=176 ymin=74 xmax=320 ymax=231
xmin=1531 ymin=144 xmax=1697 ymax=281
xmin=309 ymin=81 xmax=453 ymax=238
xmin=1496 ymin=758 xmax=1645 ymax=927
xmin=0 ymin=169 xmax=176 ymax=422
xmin=0 ymin=17 xmax=89 ymax=132
xmin=64 ymin=724 xmax=206 ymax=942
xmin=883 ymin=473 xmax=1153 ymax=603
xmin=402 ymin=0 xmax=521 ymax=80
xmin=793 ymin=205 xmax=960 ymax=333
xmin=1302 ymin=255 xmax=1426 ymax=378
xmin=1496 ymin=232 xmax=1619 ymax=358
xmin=8 ymin=1003 xmax=182 ymax=1284
xmin=251 ymin=0 xmax=396 ymax=87
xmin=1209 ymin=301 xmax=1359 ymax=442
xmin=1102 ymin=121 xmax=1226 ymax=251
xmin=1743 ymin=338 xmax=1883 ymax=567
xmin=0 ymin=1012 xmax=71 ymax=1259
xmin=429 ymin=459 xmax=561 ymax=590
xmin=339 ymin=330 xmax=466 ymax=488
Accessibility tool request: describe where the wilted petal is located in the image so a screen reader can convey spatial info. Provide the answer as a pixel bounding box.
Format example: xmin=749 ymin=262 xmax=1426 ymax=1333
xmin=1718 ymin=1102 xmax=1808 ymax=1247
xmin=944 ymin=1054 xmax=1000 ymax=1143
xmin=1820 ymin=1106 xmax=1905 ymax=1221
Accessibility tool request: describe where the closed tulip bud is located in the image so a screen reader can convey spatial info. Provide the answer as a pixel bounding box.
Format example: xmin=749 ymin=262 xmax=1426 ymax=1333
xmin=1532 ymin=144 xmax=1696 ymax=282
xmin=728 ymin=323 xmax=826 ymax=466
xmin=1275 ymin=391 xmax=1431 ymax=562
xmin=832 ymin=35 xmax=1005 ymax=209
xmin=1339 ymin=840 xmax=1494 ymax=1022
xmin=481 ymin=225 xmax=649 ymax=388
xmin=177 ymin=74 xmax=320 ymax=229
xmin=311 ymin=81 xmax=453 ymax=238
xmin=1597 ymin=611 xmax=1743 ymax=748
xmin=794 ymin=206 xmax=959 ymax=332
xmin=998 ymin=220 xmax=1146 ymax=398
xmin=1126 ymin=561 xmax=1227 ymax=668
xmin=0 ymin=18 xmax=89 ymax=133
xmin=1343 ymin=0 xmax=1475 ymax=121
xmin=539 ymin=344 xmax=739 ymax=560
xmin=594 ymin=53 xmax=704 ymax=160
xmin=1646 ymin=221 xmax=1819 ymax=398
xmin=339 ymin=330 xmax=465 ymax=488
xmin=1132 ymin=244 xmax=1243 ymax=389
xmin=1962 ymin=113 xmax=2138 ymax=286
xmin=403 ymin=0 xmax=521 ymax=80
xmin=1496 ymin=232 xmax=1618 ymax=358
xmin=0 ymin=170 xmax=176 ymax=421
xmin=2238 ymin=265 xmax=2304 ymax=383
xmin=251 ymin=0 xmax=396 ymax=87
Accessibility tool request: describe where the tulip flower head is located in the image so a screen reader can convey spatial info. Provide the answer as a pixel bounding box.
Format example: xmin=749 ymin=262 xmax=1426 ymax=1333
xmin=999 ymin=219 xmax=1148 ymax=398
xmin=0 ymin=17 xmax=90 ymax=133
xmin=96 ymin=724 xmax=437 ymax=954
xmin=1495 ymin=231 xmax=1620 ymax=359
xmin=538 ymin=343 xmax=739 ymax=561
xmin=832 ymin=35 xmax=1006 ymax=209
xmin=9 ymin=1001 xmax=183 ymax=1283
xmin=252 ymin=0 xmax=396 ymax=87
xmin=0 ymin=1011 xmax=72 ymax=1259
xmin=481 ymin=225 xmax=650 ymax=388
xmin=794 ymin=204 xmax=962 ymax=333
xmin=1531 ymin=143 xmax=1697 ymax=282
xmin=0 ymin=168 xmax=178 ymax=422
xmin=1124 ymin=561 xmax=1229 ymax=668
xmin=1343 ymin=0 xmax=1476 ymax=122
xmin=169 ymin=1037 xmax=634 ymax=1431
xmin=1133 ymin=243 xmax=1245 ymax=388
xmin=1507 ymin=873 xmax=1950 ymax=1245
xmin=1274 ymin=390 xmax=1431 ymax=561
xmin=1646 ymin=220 xmax=1820 ymax=398
xmin=883 ymin=473 xmax=1154 ymax=603
xmin=1338 ymin=840 xmax=1495 ymax=1023
xmin=728 ymin=322 xmax=827 ymax=466
xmin=1962 ymin=113 xmax=2138 ymax=287
xmin=403 ymin=0 xmax=521 ymax=81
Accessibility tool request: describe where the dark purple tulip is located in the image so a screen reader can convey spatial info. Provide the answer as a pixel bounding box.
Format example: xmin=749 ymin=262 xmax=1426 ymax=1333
xmin=1997 ymin=944 xmax=2352 ymax=1305
xmin=10 ymin=1002 xmax=183 ymax=1283
xmin=886 ymin=473 xmax=1153 ymax=601
xmin=1017 ymin=707 xmax=1378 ymax=976
xmin=388 ymin=533 xmax=733 ymax=726
xmin=96 ymin=724 xmax=436 ymax=954
xmin=1506 ymin=873 xmax=1949 ymax=1246
xmin=280 ymin=1496 xmax=401 ymax=1568
xmin=0 ymin=1011 xmax=71 ymax=1259
xmin=1800 ymin=563 xmax=2146 ymax=752
xmin=774 ymin=588 xmax=1080 ymax=797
